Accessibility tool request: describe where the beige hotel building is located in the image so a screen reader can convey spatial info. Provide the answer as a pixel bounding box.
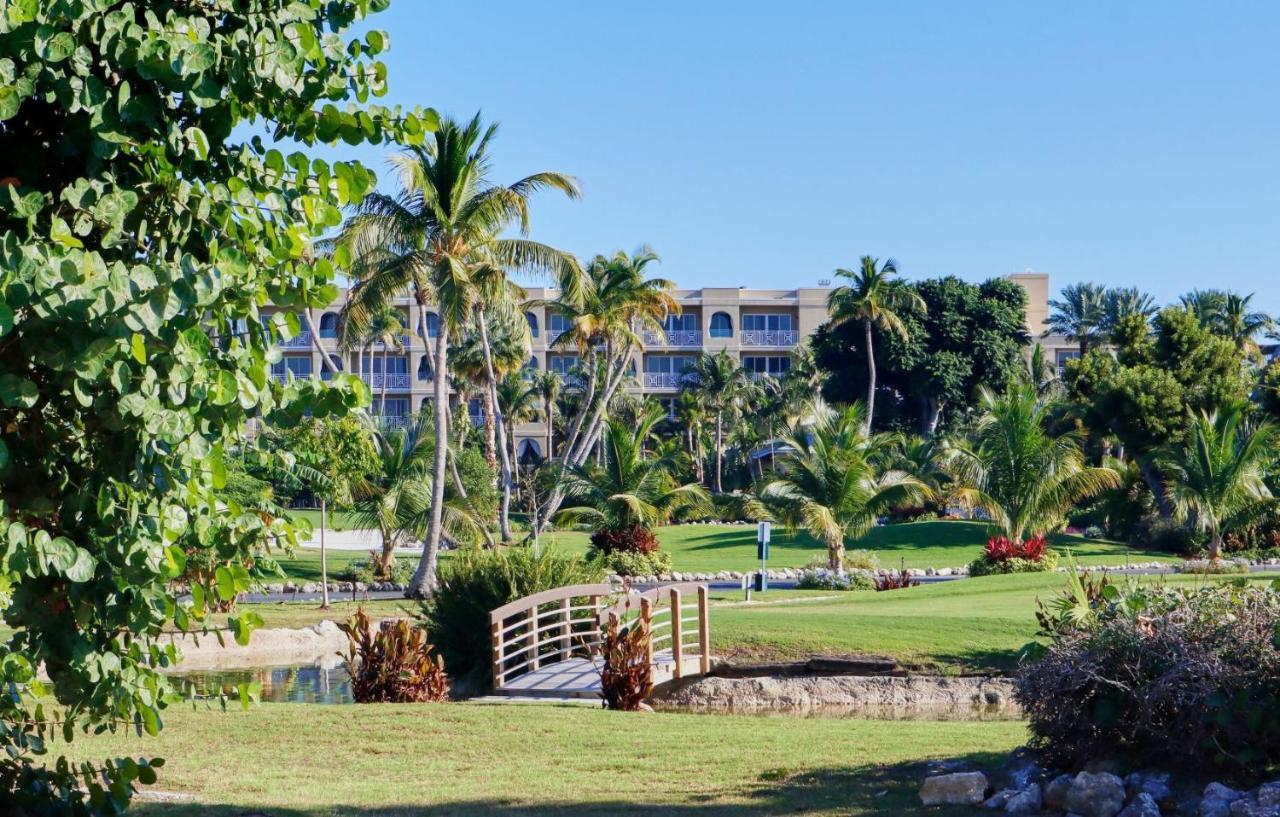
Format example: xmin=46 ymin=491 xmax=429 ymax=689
xmin=264 ymin=272 xmax=1073 ymax=460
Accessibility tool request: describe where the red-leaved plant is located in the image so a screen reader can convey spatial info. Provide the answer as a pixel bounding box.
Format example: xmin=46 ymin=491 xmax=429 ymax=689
xmin=874 ymin=571 xmax=921 ymax=592
xmin=985 ymin=534 xmax=1049 ymax=563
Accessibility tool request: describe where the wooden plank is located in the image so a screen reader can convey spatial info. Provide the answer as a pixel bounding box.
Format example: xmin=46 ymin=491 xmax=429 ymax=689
xmin=669 ymin=587 xmax=683 ymax=680
xmin=489 ymin=583 xmax=614 ymax=622
xmin=698 ymin=585 xmax=710 ymax=675
xmin=527 ymin=607 xmax=540 ymax=670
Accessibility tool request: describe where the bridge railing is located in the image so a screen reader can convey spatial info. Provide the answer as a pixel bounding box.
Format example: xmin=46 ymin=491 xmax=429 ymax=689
xmin=600 ymin=582 xmax=711 ymax=680
xmin=489 ymin=583 xmax=613 ymax=691
xmin=488 ymin=582 xmax=711 ymax=691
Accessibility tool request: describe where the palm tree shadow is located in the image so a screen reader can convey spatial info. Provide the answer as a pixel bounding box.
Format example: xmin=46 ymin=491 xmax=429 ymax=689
xmin=134 ymin=754 xmax=1011 ymax=817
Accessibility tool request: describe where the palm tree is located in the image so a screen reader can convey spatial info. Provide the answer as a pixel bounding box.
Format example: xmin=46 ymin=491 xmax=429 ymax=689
xmin=350 ymin=415 xmax=478 ymax=578
xmin=827 ymin=256 xmax=925 ymax=432
xmin=554 ymin=405 xmax=711 ymax=534
xmin=363 ymin=306 xmax=406 ymax=420
xmin=336 ymin=113 xmax=582 ymax=597
xmin=1158 ymin=405 xmax=1276 ymax=560
xmin=673 ymin=390 xmax=706 ymax=483
xmin=1100 ymin=287 xmax=1157 ymax=339
xmin=682 ymin=351 xmax=753 ymax=493
xmin=1220 ymin=292 xmax=1273 ymax=357
xmin=944 ymin=384 xmax=1120 ymax=545
xmin=497 ymin=372 xmax=541 ymax=471
xmin=533 ymin=370 xmax=562 ymax=461
xmin=761 ymin=402 xmax=927 ymax=573
xmin=1046 ymin=282 xmax=1106 ymax=356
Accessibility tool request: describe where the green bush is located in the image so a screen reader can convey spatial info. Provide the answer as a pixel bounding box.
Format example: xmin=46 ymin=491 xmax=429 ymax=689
xmin=1132 ymin=515 xmax=1199 ymax=554
xmin=338 ymin=557 xmax=412 ymax=585
xmin=968 ymin=549 xmax=1060 ymax=577
xmin=1174 ymin=558 xmax=1250 ymax=575
xmin=803 ymin=549 xmax=880 ymax=572
xmin=589 ymin=549 xmax=673 ymax=577
xmin=417 ymin=546 xmax=604 ymax=692
xmin=1018 ymin=580 xmax=1280 ymax=773
xmin=795 ymin=569 xmax=876 ymax=591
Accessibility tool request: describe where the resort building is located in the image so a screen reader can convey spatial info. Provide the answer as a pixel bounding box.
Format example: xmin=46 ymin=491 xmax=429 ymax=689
xmin=264 ymin=274 xmax=1066 ymax=459
xmin=1006 ymin=270 xmax=1083 ymax=375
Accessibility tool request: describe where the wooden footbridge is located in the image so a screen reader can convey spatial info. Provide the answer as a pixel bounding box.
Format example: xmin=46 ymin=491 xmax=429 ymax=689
xmin=487 ymin=582 xmax=712 ymax=700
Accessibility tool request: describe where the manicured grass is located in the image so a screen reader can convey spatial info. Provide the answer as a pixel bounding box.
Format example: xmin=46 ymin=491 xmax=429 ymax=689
xmin=711 ymin=571 xmax=1280 ymax=672
xmin=274 ymin=548 xmax=374 ymax=583
xmin=74 ymin=703 xmax=1027 ymax=816
xmin=282 ymin=507 xmax=363 ymax=531
xmin=277 ymin=520 xmax=1175 ymax=583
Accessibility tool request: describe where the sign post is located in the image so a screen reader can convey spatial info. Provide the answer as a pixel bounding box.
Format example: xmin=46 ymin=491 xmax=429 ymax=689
xmin=755 ymin=521 xmax=771 ymax=592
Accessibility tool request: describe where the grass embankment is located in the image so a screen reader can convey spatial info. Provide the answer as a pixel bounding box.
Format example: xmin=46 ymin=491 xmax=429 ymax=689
xmin=77 ymin=704 xmax=1026 ymax=816
xmin=278 ymin=520 xmax=1175 ymax=582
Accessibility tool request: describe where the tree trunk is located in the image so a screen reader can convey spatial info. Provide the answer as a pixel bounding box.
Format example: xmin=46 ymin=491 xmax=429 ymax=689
xmin=1209 ymin=533 xmax=1223 ymax=561
xmin=407 ymin=321 xmax=449 ymax=598
xmin=546 ymin=399 xmax=554 ymax=462
xmin=922 ymin=397 xmax=943 ymax=438
xmin=302 ymin=309 xmax=341 ymax=376
xmin=319 ymin=498 xmax=329 ymax=608
xmin=863 ymin=317 xmax=876 ymax=434
xmin=481 ymin=387 xmax=497 ymax=470
xmin=714 ymin=410 xmax=724 ymax=493
xmin=829 ymin=536 xmax=845 ymax=575
xmin=1138 ymin=458 xmax=1175 ymax=518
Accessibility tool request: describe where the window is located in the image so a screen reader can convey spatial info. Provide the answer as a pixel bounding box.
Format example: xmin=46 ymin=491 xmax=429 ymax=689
xmin=644 ymin=356 xmax=695 ymax=374
xmin=525 ymin=312 xmax=539 ymax=338
xmin=272 ymin=356 xmax=313 ymax=379
xmin=742 ymin=356 xmax=791 ymax=376
xmin=547 ymin=312 xmax=572 ymax=334
xmin=1055 ymin=350 xmax=1081 ymax=376
xmin=709 ymin=312 xmax=733 ymax=338
xmin=548 ymin=354 xmax=579 ymax=374
xmin=467 ymin=397 xmax=484 ymax=421
xmin=662 ymin=313 xmax=699 ymax=332
xmin=423 ymin=313 xmax=440 ymax=338
xmin=320 ymin=354 xmax=343 ymax=381
xmin=362 ymin=356 xmax=408 ymax=375
xmin=524 ymin=356 xmax=540 ymax=370
xmin=373 ymin=397 xmax=409 ymax=417
xmin=518 ymin=439 xmax=543 ymax=463
xmin=742 ymin=314 xmax=794 ymax=332
xmin=319 ymin=312 xmax=339 ymax=338
xmin=417 ymin=356 xmax=433 ymax=381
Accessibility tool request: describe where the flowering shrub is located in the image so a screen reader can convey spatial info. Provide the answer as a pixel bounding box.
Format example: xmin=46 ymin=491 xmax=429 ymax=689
xmin=970 ymin=534 xmax=1057 ymax=576
xmin=590 ymin=525 xmax=660 ymax=555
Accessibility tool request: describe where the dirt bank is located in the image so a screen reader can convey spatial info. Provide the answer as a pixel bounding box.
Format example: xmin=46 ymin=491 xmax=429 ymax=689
xmin=160 ymin=621 xmax=349 ymax=672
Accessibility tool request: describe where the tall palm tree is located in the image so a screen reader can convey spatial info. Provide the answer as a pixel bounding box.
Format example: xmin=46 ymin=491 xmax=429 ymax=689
xmin=554 ymin=405 xmax=711 ymax=534
xmin=1100 ymin=287 xmax=1157 ymax=339
xmin=497 ymin=372 xmax=541 ymax=471
xmin=337 ymin=113 xmax=582 ymax=597
xmin=827 ymin=256 xmax=925 ymax=433
xmin=944 ymin=384 xmax=1119 ymax=545
xmin=761 ymin=402 xmax=927 ymax=573
xmin=682 ymin=351 xmax=753 ymax=493
xmin=533 ymin=370 xmax=562 ymax=461
xmin=1046 ymin=282 xmax=1106 ymax=356
xmin=1220 ymin=292 xmax=1273 ymax=357
xmin=1158 ymin=405 xmax=1276 ymax=560
xmin=363 ymin=306 xmax=406 ymax=419
xmin=673 ymin=390 xmax=706 ymax=483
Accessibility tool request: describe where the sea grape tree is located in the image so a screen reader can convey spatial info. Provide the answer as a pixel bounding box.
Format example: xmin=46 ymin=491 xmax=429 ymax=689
xmin=0 ymin=0 xmax=432 ymax=810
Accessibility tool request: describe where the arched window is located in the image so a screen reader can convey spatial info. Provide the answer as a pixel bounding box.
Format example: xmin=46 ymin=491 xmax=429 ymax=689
xmin=518 ymin=439 xmax=543 ymax=464
xmin=524 ymin=356 xmax=539 ymax=371
xmin=423 ymin=313 xmax=440 ymax=338
xmin=320 ymin=354 xmax=343 ymax=381
xmin=319 ymin=312 xmax=339 ymax=338
xmin=417 ymin=356 xmax=432 ymax=381
xmin=525 ymin=312 xmax=539 ymax=338
xmin=709 ymin=311 xmax=733 ymax=338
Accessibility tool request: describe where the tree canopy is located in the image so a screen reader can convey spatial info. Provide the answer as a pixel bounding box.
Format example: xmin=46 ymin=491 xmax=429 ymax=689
xmin=0 ymin=1 xmax=431 ymax=809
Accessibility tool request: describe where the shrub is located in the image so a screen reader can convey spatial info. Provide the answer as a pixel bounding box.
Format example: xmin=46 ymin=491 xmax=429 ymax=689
xmin=417 ymin=546 xmax=604 ymax=691
xmin=804 ymin=549 xmax=879 ymax=572
xmin=589 ymin=549 xmax=673 ymax=577
xmin=589 ymin=525 xmax=659 ymax=555
xmin=874 ymin=571 xmax=921 ymax=591
xmin=1132 ymin=515 xmax=1199 ymax=554
xmin=1083 ymin=525 xmax=1105 ymax=539
xmin=338 ymin=554 xmax=413 ymax=585
xmin=795 ymin=569 xmax=876 ymax=591
xmin=599 ymin=604 xmax=653 ymax=711
xmin=1017 ymin=580 xmax=1280 ymax=774
xmin=969 ymin=534 xmax=1058 ymax=576
xmin=339 ymin=608 xmax=449 ymax=703
xmin=1174 ymin=558 xmax=1250 ymax=575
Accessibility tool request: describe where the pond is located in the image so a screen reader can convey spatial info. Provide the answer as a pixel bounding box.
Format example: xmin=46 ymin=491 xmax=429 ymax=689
xmin=173 ymin=664 xmax=354 ymax=704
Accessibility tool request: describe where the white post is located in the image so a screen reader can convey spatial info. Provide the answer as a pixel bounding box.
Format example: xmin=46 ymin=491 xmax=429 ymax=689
xmin=320 ymin=498 xmax=330 ymax=608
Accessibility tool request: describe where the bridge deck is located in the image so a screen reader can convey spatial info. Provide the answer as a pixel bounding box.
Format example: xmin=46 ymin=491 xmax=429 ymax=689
xmin=493 ymin=651 xmax=706 ymax=699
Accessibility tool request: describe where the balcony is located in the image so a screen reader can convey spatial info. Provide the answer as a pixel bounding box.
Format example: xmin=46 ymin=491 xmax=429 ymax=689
xmin=643 ymin=329 xmax=702 ymax=347
xmin=749 ymin=371 xmax=782 ymax=383
xmin=278 ymin=332 xmax=313 ymax=349
xmin=642 ymin=372 xmax=682 ymax=390
xmin=469 ymin=414 xmax=485 ymax=427
xmin=740 ymin=329 xmax=798 ymax=347
xmin=551 ymin=371 xmax=583 ymax=388
xmin=360 ymin=373 xmax=412 ymax=390
xmin=271 ymin=371 xmax=312 ymax=383
xmin=371 ymin=334 xmax=412 ymax=348
xmin=375 ymin=415 xmax=408 ymax=430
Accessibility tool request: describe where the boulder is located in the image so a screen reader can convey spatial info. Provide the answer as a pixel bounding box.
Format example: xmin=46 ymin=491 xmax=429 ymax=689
xmin=1259 ymin=783 xmax=1280 ymax=808
xmin=919 ymin=772 xmax=988 ymax=806
xmin=1118 ymin=793 xmax=1162 ymax=817
xmin=1005 ymin=784 xmax=1042 ymax=815
xmin=984 ymin=789 xmax=1015 ymax=809
xmin=1125 ymin=771 xmax=1172 ymax=806
xmin=1201 ymin=783 xmax=1245 ymax=817
xmin=1064 ymin=771 xmax=1127 ymax=817
xmin=1044 ymin=774 xmax=1075 ymax=810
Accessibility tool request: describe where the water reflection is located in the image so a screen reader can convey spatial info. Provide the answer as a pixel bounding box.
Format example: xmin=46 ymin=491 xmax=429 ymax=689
xmin=173 ymin=664 xmax=354 ymax=704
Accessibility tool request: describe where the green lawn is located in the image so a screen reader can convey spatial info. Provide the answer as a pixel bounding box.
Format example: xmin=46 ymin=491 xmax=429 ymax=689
xmin=278 ymin=520 xmax=1174 ymax=583
xmin=75 ymin=703 xmax=1027 ymax=816
xmin=282 ymin=507 xmax=363 ymax=531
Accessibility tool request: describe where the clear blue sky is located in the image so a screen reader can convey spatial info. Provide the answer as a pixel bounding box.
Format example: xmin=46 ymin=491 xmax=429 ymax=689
xmin=339 ymin=1 xmax=1280 ymax=310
